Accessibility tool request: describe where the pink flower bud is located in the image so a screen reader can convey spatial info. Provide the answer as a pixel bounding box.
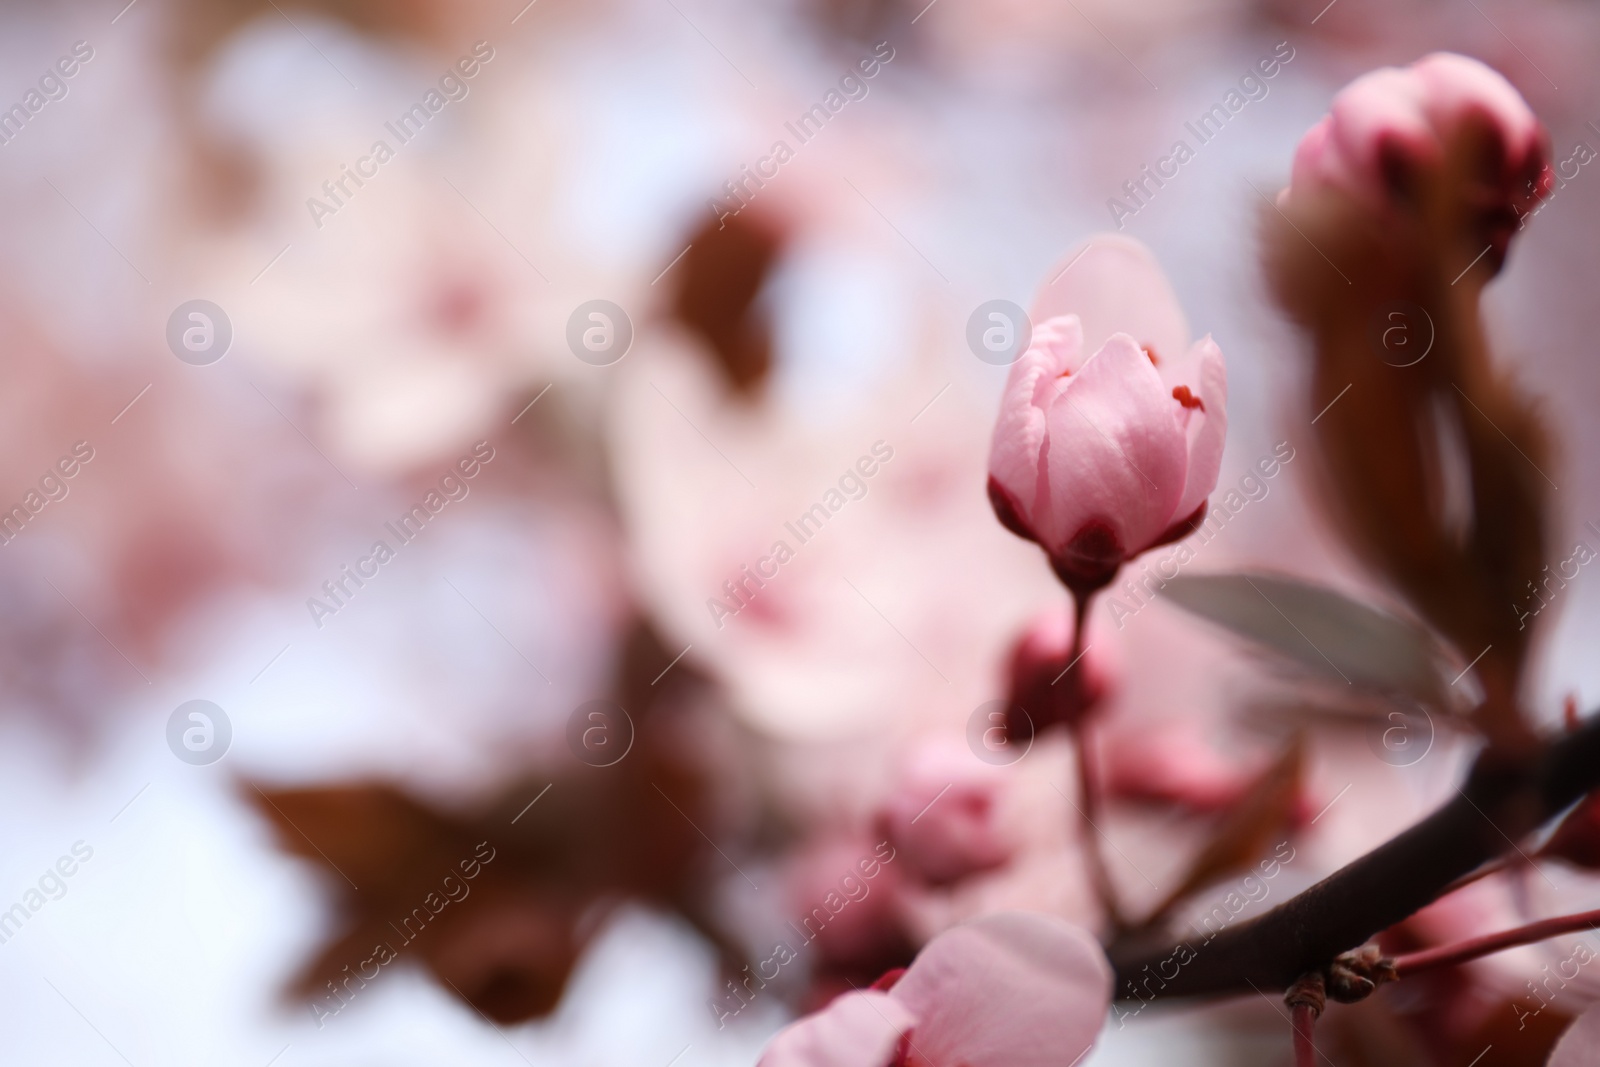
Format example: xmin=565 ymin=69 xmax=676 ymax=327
xmin=987 ymin=237 xmax=1226 ymax=594
xmin=879 ymin=740 xmax=1015 ymax=886
xmin=1102 ymin=720 xmax=1252 ymax=813
xmin=1284 ymin=52 xmax=1551 ymax=267
xmin=1002 ymin=608 xmax=1116 ymax=739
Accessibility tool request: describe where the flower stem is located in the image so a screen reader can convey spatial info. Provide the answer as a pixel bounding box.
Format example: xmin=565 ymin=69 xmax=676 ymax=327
xmin=1291 ymin=1003 xmax=1317 ymax=1067
xmin=1066 ymin=592 xmax=1124 ymax=931
xmin=1286 ymin=971 xmax=1324 ymax=1067
xmin=1393 ymin=907 xmax=1600 ymax=977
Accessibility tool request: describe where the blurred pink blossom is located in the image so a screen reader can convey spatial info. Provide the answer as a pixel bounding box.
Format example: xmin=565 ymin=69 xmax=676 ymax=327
xmin=781 ymin=835 xmax=913 ymax=995
xmin=1285 ymin=52 xmax=1551 ymax=264
xmin=879 ymin=740 xmax=1017 ymax=886
xmin=1101 ymin=720 xmax=1253 ymax=812
xmin=1380 ymin=880 xmax=1547 ymax=1051
xmin=758 ymin=912 xmax=1110 ymax=1067
xmin=610 ymin=329 xmax=1055 ymax=747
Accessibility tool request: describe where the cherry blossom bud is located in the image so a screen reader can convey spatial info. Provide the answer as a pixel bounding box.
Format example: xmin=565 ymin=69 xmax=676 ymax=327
xmin=987 ymin=237 xmax=1226 ymax=595
xmin=1002 ymin=608 xmax=1116 ymax=741
xmin=1284 ymin=52 xmax=1551 ymax=268
xmin=879 ymin=741 xmax=1015 ymax=886
xmin=1102 ymin=721 xmax=1252 ymax=813
xmin=758 ymin=912 xmax=1111 ymax=1067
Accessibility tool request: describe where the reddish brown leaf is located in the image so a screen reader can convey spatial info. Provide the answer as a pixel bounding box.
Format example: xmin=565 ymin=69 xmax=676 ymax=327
xmin=669 ymin=210 xmax=786 ymax=396
xmin=248 ymin=620 xmax=744 ymax=1026
xmin=1140 ymin=736 xmax=1305 ymax=927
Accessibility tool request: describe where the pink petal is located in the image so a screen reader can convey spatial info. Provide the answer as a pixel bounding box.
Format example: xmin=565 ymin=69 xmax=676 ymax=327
xmin=987 ymin=316 xmax=1083 ymax=534
xmin=1291 ymin=52 xmax=1544 ymax=207
xmin=1327 ymin=66 xmax=1435 ymax=179
xmin=1288 ymin=115 xmax=1338 ymax=196
xmin=1040 ymin=334 xmax=1187 ymax=558
xmin=1021 ymin=316 xmax=1087 ymax=406
xmin=758 ymin=990 xmax=917 ymax=1067
xmin=1548 ymin=1004 xmax=1600 ymax=1067
xmin=1029 ymin=235 xmax=1190 ymax=367
xmin=890 ymin=912 xmax=1112 ymax=1067
xmin=1172 ymin=335 xmax=1227 ymax=520
xmin=1412 ymin=52 xmax=1540 ymax=161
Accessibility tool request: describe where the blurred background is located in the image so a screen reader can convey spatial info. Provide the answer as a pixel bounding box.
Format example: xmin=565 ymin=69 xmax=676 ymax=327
xmin=4 ymin=0 xmax=1600 ymax=1063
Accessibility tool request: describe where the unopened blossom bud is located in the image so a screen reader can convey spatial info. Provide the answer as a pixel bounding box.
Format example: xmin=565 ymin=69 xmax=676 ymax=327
xmin=880 ymin=740 xmax=1014 ymax=886
xmin=987 ymin=237 xmax=1226 ymax=595
xmin=1284 ymin=52 xmax=1551 ymax=269
xmin=1002 ymin=608 xmax=1116 ymax=741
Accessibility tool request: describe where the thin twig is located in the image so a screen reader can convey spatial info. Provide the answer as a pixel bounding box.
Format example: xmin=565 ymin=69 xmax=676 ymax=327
xmin=1393 ymin=907 xmax=1600 ymax=976
xmin=1291 ymin=1002 xmax=1317 ymax=1067
xmin=1285 ymin=971 xmax=1325 ymax=1067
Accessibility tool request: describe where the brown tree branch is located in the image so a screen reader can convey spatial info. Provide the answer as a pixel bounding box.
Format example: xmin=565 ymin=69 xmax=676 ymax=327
xmin=1109 ymin=714 xmax=1600 ymax=1001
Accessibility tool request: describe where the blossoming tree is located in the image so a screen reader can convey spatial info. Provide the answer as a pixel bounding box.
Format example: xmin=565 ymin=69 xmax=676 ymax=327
xmin=757 ymin=52 xmax=1600 ymax=1067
